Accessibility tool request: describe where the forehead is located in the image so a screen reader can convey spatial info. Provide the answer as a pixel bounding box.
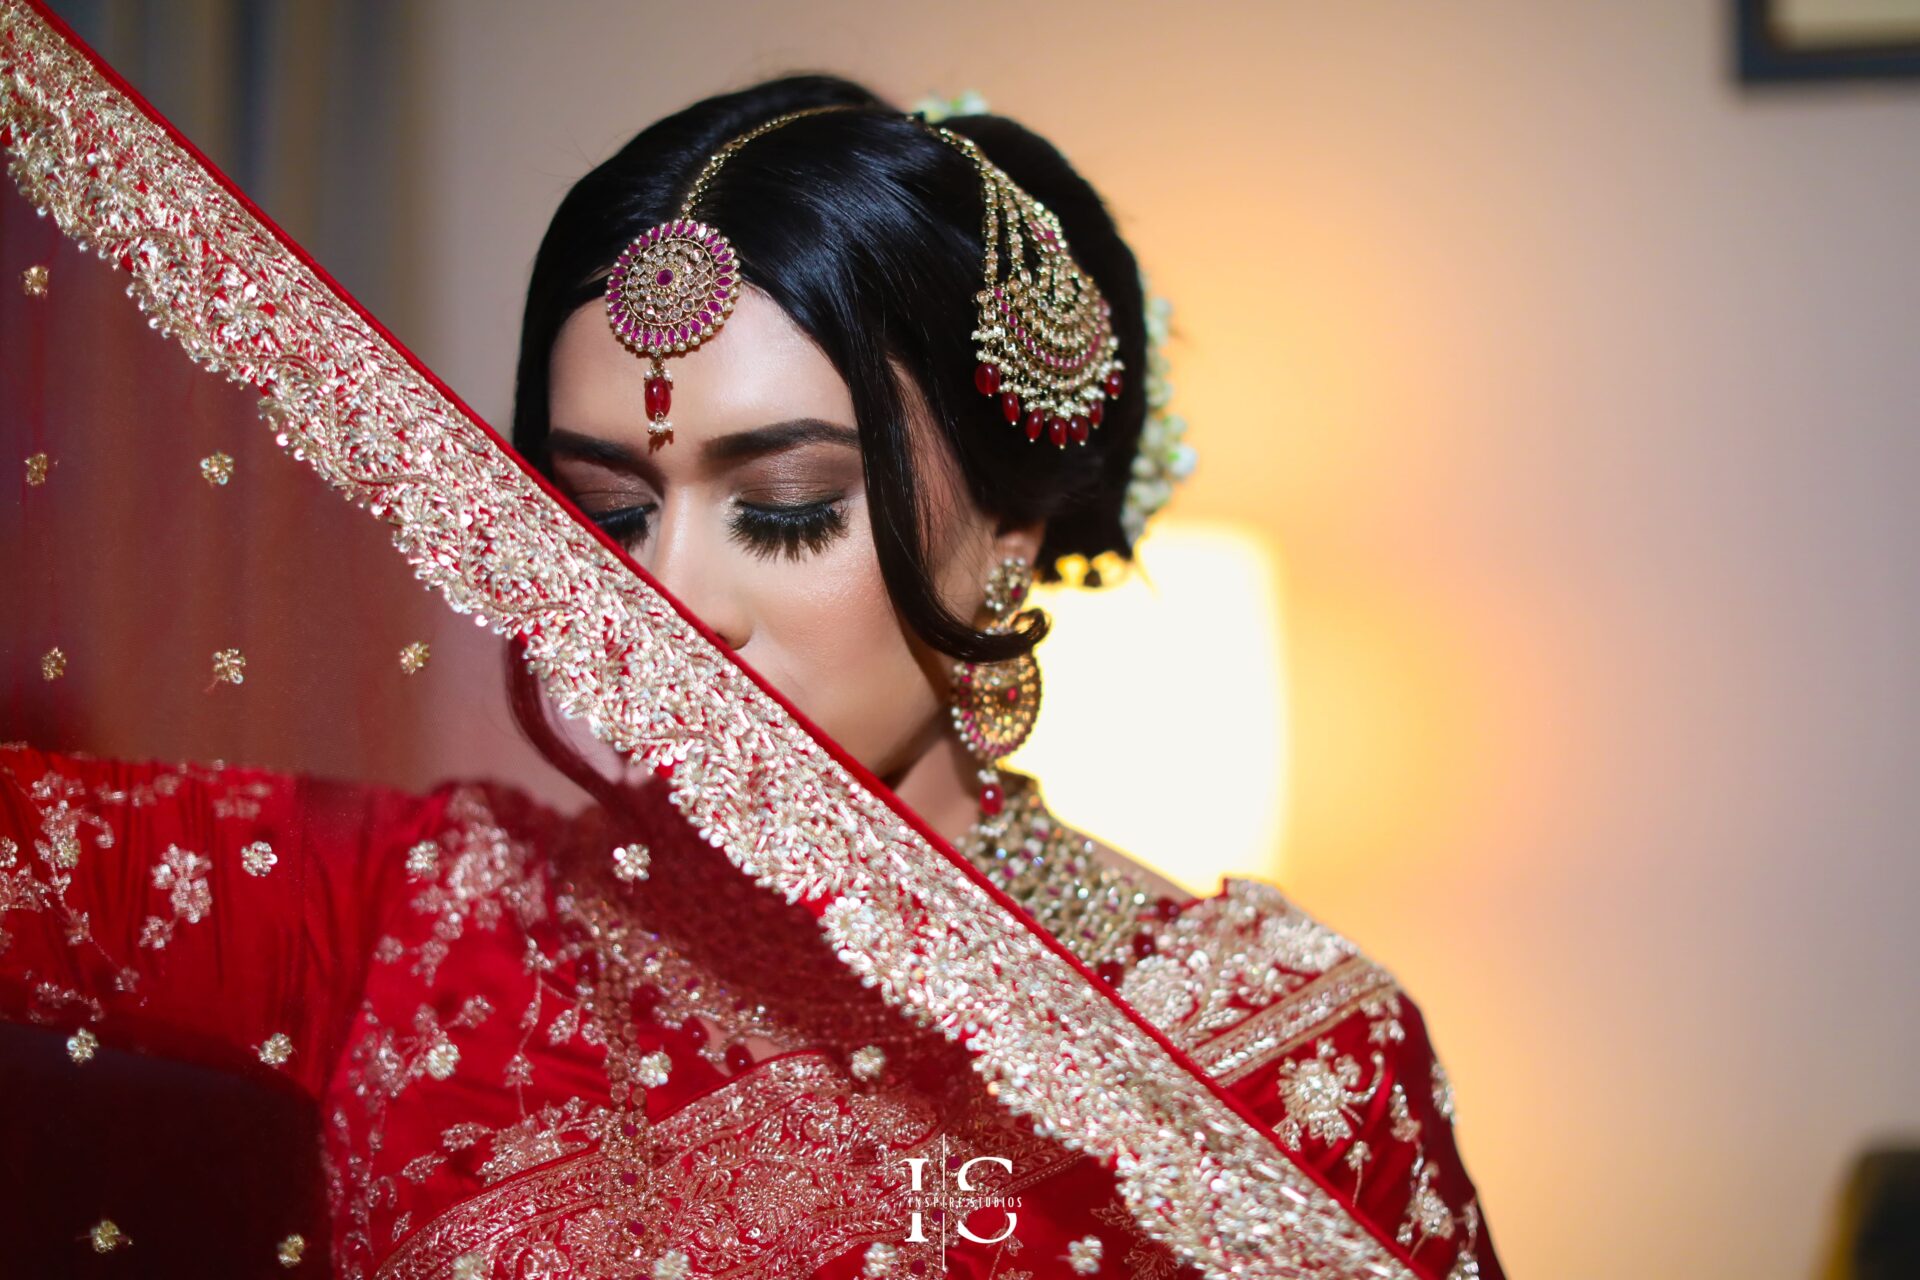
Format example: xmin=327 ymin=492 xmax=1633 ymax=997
xmin=548 ymin=286 xmax=856 ymax=440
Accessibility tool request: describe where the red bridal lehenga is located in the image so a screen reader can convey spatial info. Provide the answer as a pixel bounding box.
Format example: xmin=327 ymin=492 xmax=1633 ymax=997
xmin=0 ymin=4 xmax=1504 ymax=1278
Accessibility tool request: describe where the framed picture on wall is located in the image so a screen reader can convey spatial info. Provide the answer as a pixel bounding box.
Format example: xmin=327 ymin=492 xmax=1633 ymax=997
xmin=1737 ymin=0 xmax=1920 ymax=80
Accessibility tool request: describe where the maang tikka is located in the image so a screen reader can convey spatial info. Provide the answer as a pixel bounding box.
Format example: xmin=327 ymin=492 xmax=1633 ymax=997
xmin=605 ymin=106 xmax=848 ymax=437
xmin=605 ymin=106 xmax=1124 ymax=449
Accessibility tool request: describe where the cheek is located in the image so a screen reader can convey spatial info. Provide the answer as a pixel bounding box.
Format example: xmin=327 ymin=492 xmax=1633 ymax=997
xmin=740 ymin=510 xmax=943 ymax=770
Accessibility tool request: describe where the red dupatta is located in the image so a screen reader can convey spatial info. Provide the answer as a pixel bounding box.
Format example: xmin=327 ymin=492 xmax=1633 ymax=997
xmin=0 ymin=2 xmax=1460 ymax=1275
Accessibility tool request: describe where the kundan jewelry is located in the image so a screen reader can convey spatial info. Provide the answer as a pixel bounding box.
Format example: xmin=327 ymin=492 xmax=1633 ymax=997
xmin=951 ymin=557 xmax=1043 ymax=817
xmin=604 ymin=106 xmax=850 ymax=438
xmin=927 ymin=124 xmax=1125 ymax=450
xmin=606 ymin=105 xmax=1126 ymax=455
xmin=915 ymin=89 xmax=1194 ymax=549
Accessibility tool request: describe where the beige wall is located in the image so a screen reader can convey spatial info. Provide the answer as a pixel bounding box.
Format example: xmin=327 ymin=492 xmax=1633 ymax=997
xmin=412 ymin=2 xmax=1920 ymax=1276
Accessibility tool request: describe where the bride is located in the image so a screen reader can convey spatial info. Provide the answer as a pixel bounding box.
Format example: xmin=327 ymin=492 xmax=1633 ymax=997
xmin=0 ymin=4 xmax=1502 ymax=1277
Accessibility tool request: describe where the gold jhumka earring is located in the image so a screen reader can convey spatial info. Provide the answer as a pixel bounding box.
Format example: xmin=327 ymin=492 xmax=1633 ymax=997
xmin=950 ymin=557 xmax=1043 ymax=816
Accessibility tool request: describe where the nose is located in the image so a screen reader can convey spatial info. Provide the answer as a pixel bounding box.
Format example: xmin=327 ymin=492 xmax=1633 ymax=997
xmin=642 ymin=502 xmax=750 ymax=653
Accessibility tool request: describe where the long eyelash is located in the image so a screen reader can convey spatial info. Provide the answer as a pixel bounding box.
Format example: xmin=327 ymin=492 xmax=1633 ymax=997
xmin=728 ymin=499 xmax=849 ymax=561
xmin=593 ymin=505 xmax=653 ymax=545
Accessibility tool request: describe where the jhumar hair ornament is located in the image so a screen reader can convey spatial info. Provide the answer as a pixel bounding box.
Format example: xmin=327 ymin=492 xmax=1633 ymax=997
xmin=930 ymin=123 xmax=1125 ymax=450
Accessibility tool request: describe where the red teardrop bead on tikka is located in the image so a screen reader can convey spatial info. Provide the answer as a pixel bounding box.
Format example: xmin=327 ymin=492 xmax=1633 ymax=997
xmin=643 ymin=371 xmax=672 ymax=426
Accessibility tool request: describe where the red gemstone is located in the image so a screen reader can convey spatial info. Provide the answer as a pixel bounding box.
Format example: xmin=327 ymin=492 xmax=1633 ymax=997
xmin=980 ymin=783 xmax=1005 ymax=816
xmin=1068 ymin=415 xmax=1090 ymax=444
xmin=677 ymin=1018 xmax=709 ymax=1050
xmin=1104 ymin=370 xmax=1124 ymax=399
xmin=1089 ymin=400 xmax=1104 ymax=427
xmin=999 ymin=392 xmax=1021 ymax=424
xmin=724 ymin=1042 xmax=754 ymax=1073
xmin=1047 ymin=417 xmax=1068 ymax=447
xmin=974 ymin=362 xmax=1001 ymax=396
xmin=1023 ymin=409 xmax=1045 ymax=442
xmin=1131 ymin=931 xmax=1157 ymax=958
xmin=644 ymin=375 xmax=671 ymax=422
xmin=1096 ymin=960 xmax=1125 ymax=986
xmin=619 ymin=1169 xmax=638 ymax=1186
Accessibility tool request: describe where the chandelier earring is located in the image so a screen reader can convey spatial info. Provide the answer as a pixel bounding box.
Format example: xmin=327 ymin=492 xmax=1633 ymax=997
xmin=951 ymin=557 xmax=1043 ymax=818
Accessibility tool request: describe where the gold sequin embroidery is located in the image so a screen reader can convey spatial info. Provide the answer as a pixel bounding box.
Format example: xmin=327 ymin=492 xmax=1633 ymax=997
xmin=610 ymin=841 xmax=649 ymax=882
xmin=89 ymin=1218 xmax=129 ymax=1251
xmin=242 ymin=840 xmax=277 ymax=875
xmin=140 ymin=843 xmax=211 ymax=949
xmin=1067 ymin=1233 xmax=1105 ymax=1273
xmin=210 ymin=648 xmax=246 ymax=686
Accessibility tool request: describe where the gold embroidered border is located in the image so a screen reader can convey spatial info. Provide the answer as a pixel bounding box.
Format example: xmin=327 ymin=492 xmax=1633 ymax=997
xmin=1191 ymin=958 xmax=1402 ymax=1086
xmin=378 ymin=1157 xmax=599 ymax=1280
xmin=0 ymin=6 xmax=1419 ymax=1275
xmin=378 ymin=1053 xmax=1064 ymax=1280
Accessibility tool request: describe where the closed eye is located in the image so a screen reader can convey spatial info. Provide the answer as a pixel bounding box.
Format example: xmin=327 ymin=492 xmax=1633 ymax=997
xmin=590 ymin=503 xmax=655 ymax=546
xmin=727 ymin=498 xmax=848 ymax=560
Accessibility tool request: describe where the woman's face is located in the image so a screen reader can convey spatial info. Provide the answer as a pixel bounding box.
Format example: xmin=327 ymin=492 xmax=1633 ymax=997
xmin=545 ymin=287 xmax=1030 ymax=779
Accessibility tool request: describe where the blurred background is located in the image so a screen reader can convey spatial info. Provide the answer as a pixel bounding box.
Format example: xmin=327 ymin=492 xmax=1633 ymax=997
xmin=41 ymin=0 xmax=1920 ymax=1276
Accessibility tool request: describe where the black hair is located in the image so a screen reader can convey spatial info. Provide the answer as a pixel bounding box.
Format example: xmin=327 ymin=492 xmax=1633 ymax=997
xmin=512 ymin=73 xmax=1149 ymax=665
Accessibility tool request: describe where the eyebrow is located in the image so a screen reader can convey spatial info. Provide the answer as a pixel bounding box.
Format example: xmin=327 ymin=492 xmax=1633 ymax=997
xmin=700 ymin=418 xmax=860 ymax=464
xmin=544 ymin=419 xmax=860 ymax=471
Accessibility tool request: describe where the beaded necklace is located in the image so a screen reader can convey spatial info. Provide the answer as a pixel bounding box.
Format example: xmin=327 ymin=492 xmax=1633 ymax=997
xmin=954 ymin=770 xmax=1187 ymax=985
